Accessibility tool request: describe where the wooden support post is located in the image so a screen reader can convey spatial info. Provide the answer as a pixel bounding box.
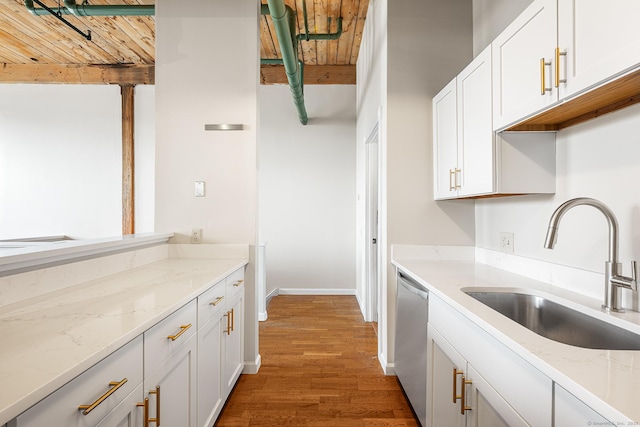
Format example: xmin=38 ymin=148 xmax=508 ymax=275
xmin=121 ymin=84 xmax=135 ymax=235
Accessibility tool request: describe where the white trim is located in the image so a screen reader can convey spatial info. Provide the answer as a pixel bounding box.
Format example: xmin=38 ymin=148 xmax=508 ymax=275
xmin=243 ymin=354 xmax=262 ymax=375
xmin=0 ymin=233 xmax=173 ymax=275
xmin=379 ymin=351 xmax=395 ymax=376
xmin=277 ymin=288 xmax=356 ymax=296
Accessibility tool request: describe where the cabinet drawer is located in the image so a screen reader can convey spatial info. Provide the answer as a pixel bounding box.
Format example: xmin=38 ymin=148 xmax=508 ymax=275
xmin=430 ymin=295 xmax=552 ymax=426
xmin=197 ymin=280 xmax=226 ymax=327
xmin=225 ymin=268 xmax=245 ymax=300
xmin=144 ymin=300 xmax=197 ymax=378
xmin=16 ymin=336 xmax=143 ymax=427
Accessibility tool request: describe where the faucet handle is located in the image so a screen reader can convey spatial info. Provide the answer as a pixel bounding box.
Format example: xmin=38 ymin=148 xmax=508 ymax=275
xmin=611 ymin=261 xmax=638 ymax=291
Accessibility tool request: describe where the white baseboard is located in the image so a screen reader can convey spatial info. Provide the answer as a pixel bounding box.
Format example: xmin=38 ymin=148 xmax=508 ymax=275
xmin=243 ymin=354 xmax=262 ymax=374
xmin=379 ymin=352 xmax=395 ymax=376
xmin=277 ymin=288 xmax=356 ymax=296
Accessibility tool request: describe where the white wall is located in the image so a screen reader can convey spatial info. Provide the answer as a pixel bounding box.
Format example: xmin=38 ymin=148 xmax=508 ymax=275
xmin=259 ymin=84 xmax=356 ymax=294
xmin=154 ymin=0 xmax=259 ymax=370
xmin=476 ymin=104 xmax=640 ymax=299
xmin=0 ymin=84 xmax=155 ymax=239
xmin=356 ymin=0 xmax=475 ymax=373
xmin=472 ymin=0 xmax=533 ymax=56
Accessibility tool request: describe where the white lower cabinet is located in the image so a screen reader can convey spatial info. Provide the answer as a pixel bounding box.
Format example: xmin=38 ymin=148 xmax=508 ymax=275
xmin=554 ymin=384 xmax=610 ymax=426
xmin=428 ymin=325 xmax=528 ymax=427
xmin=196 ymin=281 xmax=226 ymax=427
xmin=15 ymin=336 xmax=144 ymax=427
xmin=11 ymin=266 xmax=246 ymax=427
xmin=143 ymin=334 xmax=197 ymax=427
xmin=428 ymin=293 xmax=552 ymax=426
xmin=93 ymin=384 xmax=144 ymax=427
xmin=222 ymin=291 xmax=244 ymax=398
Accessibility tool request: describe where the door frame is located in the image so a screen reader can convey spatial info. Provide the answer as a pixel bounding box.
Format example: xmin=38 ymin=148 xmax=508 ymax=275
xmin=364 ymin=122 xmax=380 ymax=323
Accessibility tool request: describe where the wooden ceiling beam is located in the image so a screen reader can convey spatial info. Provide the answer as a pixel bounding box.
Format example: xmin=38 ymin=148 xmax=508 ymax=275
xmin=0 ymin=63 xmax=154 ymax=84
xmin=260 ymin=64 xmax=355 ymax=85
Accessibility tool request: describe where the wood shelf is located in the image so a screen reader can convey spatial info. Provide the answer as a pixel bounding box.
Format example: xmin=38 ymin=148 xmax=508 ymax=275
xmin=505 ymin=68 xmax=640 ymax=132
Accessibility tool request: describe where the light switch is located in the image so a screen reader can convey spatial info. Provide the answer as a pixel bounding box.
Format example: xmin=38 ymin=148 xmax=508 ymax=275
xmin=195 ymin=181 xmax=205 ymax=197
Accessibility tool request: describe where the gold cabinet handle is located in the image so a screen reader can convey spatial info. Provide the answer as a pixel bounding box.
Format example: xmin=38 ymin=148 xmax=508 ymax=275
xmin=540 ymin=58 xmax=552 ymax=95
xmin=449 ymin=169 xmax=456 ymax=191
xmin=78 ymin=378 xmax=128 ymax=415
xmin=137 ymin=398 xmax=149 ymax=427
xmin=555 ymin=47 xmax=567 ymax=87
xmin=233 ymin=279 xmax=244 ymax=287
xmin=167 ymin=323 xmax=192 ymax=341
xmin=454 ymin=168 xmax=461 ymax=190
xmin=137 ymin=386 xmax=160 ymax=427
xmin=224 ymin=311 xmax=231 ymax=335
xmin=460 ymin=376 xmax=472 ymax=414
xmin=210 ymin=296 xmax=224 ymax=307
xmin=453 ymin=368 xmax=463 ymax=403
xmin=230 ymin=307 xmax=235 ymax=332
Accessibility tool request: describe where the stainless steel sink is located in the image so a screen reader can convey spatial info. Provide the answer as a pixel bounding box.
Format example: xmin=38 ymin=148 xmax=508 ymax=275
xmin=464 ymin=290 xmax=640 ymax=350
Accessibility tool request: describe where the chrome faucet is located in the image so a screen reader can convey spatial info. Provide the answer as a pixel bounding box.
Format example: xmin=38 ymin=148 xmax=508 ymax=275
xmin=544 ymin=197 xmax=637 ymax=313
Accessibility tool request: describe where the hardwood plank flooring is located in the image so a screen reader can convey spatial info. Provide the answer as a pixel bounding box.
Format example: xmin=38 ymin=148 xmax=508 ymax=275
xmin=215 ymin=295 xmax=420 ymax=427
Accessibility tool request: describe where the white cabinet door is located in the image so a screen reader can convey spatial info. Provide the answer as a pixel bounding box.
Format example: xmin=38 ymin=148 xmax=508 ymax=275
xmin=222 ymin=293 xmax=244 ymax=398
xmin=554 ymin=384 xmax=610 ymax=426
xmin=492 ymin=0 xmax=558 ymax=130
xmin=457 ymin=46 xmax=494 ymax=197
xmin=15 ymin=337 xmax=143 ymax=427
xmin=144 ymin=335 xmax=197 ymax=427
xmin=196 ymin=314 xmax=224 ymax=427
xmin=557 ymin=0 xmax=640 ymax=99
xmin=433 ymin=78 xmax=459 ymax=199
xmin=94 ymin=385 xmax=144 ymax=427
xmin=428 ymin=325 xmax=466 ymax=427
xmin=465 ymin=365 xmax=529 ymax=427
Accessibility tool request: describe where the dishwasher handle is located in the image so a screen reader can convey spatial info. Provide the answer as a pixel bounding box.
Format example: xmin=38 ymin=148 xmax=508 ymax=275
xmin=398 ymin=273 xmax=429 ymax=300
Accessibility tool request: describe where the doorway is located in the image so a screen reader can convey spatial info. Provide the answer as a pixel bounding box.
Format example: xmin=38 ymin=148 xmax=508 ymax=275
xmin=364 ymin=122 xmax=380 ymax=323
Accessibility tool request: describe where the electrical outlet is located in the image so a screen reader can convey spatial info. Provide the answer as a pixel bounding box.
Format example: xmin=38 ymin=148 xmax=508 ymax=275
xmin=190 ymin=228 xmax=202 ymax=244
xmin=500 ymin=232 xmax=514 ymax=254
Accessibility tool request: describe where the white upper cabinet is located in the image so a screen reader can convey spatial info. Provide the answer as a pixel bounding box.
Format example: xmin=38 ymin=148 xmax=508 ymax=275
xmin=433 ymin=46 xmax=555 ymax=200
xmin=492 ymin=0 xmax=558 ymax=130
xmin=434 ymin=47 xmax=493 ymax=199
xmin=493 ymin=0 xmax=640 ymax=131
xmin=557 ymin=0 xmax=640 ymax=99
xmin=457 ymin=47 xmax=494 ymax=197
xmin=433 ymin=78 xmax=459 ymax=199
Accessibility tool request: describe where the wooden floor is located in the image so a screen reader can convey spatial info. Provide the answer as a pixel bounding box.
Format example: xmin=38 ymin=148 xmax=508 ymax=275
xmin=215 ymin=295 xmax=420 ymax=427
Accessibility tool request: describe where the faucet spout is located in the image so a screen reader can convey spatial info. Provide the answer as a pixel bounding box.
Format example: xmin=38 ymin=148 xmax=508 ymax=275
xmin=544 ymin=197 xmax=619 ymax=262
xmin=544 ymin=197 xmax=635 ymax=313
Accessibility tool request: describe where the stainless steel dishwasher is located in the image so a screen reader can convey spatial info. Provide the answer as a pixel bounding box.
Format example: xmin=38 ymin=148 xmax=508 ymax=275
xmin=395 ymin=271 xmax=428 ymax=427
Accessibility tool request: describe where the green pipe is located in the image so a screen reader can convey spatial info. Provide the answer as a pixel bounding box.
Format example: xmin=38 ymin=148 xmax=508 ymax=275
xmin=302 ymin=0 xmax=310 ymax=41
xmin=63 ymin=0 xmax=153 ymax=16
xmin=24 ymin=0 xmax=154 ymax=16
xmin=264 ymin=0 xmax=308 ymax=125
xmin=297 ymin=17 xmax=343 ymax=41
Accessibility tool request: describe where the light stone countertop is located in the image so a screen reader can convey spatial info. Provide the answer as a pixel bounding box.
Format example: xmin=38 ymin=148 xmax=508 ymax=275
xmin=0 ymin=257 xmax=248 ymax=425
xmin=393 ymin=257 xmax=640 ymax=424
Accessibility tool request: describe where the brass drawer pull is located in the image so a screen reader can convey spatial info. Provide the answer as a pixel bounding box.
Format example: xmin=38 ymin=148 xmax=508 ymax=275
xmin=453 ymin=368 xmax=462 ymax=403
xmin=224 ymin=311 xmax=231 ymax=335
xmin=233 ymin=279 xmax=244 ymax=287
xmin=540 ymin=58 xmax=552 ymax=95
xmin=460 ymin=376 xmax=472 ymax=414
xmin=230 ymin=308 xmax=235 ymax=332
xmin=210 ymin=296 xmax=225 ymax=307
xmin=78 ymin=378 xmax=128 ymax=415
xmin=555 ymin=47 xmax=567 ymax=87
xmin=137 ymin=386 xmax=160 ymax=427
xmin=167 ymin=323 xmax=192 ymax=341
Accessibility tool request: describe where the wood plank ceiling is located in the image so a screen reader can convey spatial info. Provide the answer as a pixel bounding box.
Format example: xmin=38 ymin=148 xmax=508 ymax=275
xmin=0 ymin=0 xmax=369 ymax=85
